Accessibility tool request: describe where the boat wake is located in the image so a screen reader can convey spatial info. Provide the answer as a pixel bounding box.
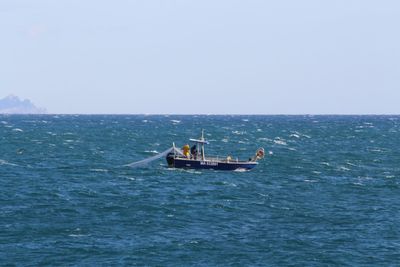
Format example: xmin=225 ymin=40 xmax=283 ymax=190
xmin=234 ymin=168 xmax=249 ymax=172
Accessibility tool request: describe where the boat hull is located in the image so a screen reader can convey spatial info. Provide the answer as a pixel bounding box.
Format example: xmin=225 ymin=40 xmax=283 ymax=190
xmin=167 ymin=157 xmax=258 ymax=171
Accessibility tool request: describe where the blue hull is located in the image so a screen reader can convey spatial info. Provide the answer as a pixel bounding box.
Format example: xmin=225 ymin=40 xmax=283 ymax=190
xmin=169 ymin=158 xmax=258 ymax=171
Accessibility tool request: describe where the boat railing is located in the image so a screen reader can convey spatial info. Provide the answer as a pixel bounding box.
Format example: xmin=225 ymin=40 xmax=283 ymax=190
xmin=205 ymin=156 xmax=248 ymax=163
xmin=175 ymin=154 xmax=254 ymax=163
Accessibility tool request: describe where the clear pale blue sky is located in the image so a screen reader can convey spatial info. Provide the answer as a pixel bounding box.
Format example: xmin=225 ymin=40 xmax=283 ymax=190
xmin=1 ymin=0 xmax=399 ymax=114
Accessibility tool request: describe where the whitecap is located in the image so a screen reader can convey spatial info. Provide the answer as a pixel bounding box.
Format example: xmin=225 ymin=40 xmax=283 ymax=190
xmin=69 ymin=234 xmax=86 ymax=237
xmin=290 ymin=134 xmax=300 ymax=138
xmin=12 ymin=128 xmax=23 ymax=132
xmin=273 ymin=140 xmax=287 ymax=146
xmin=258 ymin=137 xmax=272 ymax=142
xmin=232 ymin=130 xmax=245 ymax=135
xmin=171 ymin=120 xmax=181 ymax=124
xmin=221 ymin=138 xmax=228 ymax=143
xmin=0 ymin=159 xmax=18 ymax=166
xmin=370 ymin=148 xmax=384 ymax=153
xmin=122 ymin=176 xmax=136 ymax=181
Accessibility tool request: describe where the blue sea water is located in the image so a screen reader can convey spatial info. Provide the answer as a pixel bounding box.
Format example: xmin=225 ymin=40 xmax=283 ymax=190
xmin=1 ymin=115 xmax=399 ymax=266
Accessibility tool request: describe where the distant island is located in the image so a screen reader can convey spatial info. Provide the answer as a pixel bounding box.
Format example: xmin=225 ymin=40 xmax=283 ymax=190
xmin=0 ymin=95 xmax=47 ymax=114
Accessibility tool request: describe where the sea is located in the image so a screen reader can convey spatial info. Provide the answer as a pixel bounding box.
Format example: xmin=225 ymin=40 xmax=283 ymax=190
xmin=1 ymin=115 xmax=399 ymax=266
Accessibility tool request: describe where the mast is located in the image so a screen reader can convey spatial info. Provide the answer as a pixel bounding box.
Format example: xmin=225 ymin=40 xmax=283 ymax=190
xmin=201 ymin=129 xmax=205 ymax=160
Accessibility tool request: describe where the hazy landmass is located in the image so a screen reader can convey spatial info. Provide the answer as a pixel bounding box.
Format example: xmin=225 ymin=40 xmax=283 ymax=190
xmin=0 ymin=95 xmax=47 ymax=114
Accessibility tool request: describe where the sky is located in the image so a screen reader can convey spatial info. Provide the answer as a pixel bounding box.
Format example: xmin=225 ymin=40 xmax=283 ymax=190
xmin=1 ymin=0 xmax=399 ymax=114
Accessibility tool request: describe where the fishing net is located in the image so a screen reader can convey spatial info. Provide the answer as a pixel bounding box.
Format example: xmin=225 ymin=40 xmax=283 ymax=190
xmin=125 ymin=147 xmax=183 ymax=168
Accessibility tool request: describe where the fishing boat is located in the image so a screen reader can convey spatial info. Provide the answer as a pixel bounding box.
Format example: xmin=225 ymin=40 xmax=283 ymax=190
xmin=166 ymin=131 xmax=264 ymax=171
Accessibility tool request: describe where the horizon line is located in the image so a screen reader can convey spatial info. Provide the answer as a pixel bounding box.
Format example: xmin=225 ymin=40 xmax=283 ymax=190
xmin=0 ymin=113 xmax=399 ymax=116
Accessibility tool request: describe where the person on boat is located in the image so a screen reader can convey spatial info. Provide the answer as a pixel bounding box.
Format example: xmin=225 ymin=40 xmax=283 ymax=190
xmin=182 ymin=144 xmax=190 ymax=158
xmin=190 ymin=144 xmax=197 ymax=159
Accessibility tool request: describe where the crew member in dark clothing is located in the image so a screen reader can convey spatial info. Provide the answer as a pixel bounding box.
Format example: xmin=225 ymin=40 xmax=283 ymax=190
xmin=190 ymin=144 xmax=197 ymax=159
